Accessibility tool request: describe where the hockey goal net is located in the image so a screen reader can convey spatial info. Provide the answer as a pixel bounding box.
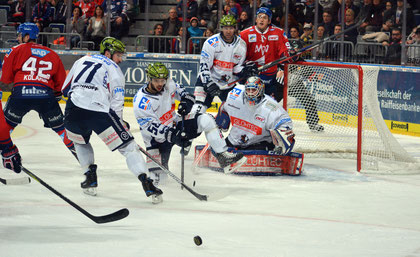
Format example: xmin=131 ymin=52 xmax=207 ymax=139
xmin=283 ymin=61 xmax=418 ymax=173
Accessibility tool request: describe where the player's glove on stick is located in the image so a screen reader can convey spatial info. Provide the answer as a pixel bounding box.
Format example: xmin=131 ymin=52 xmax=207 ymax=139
xmin=240 ymin=61 xmax=259 ymax=78
xmin=204 ymin=81 xmax=220 ymax=98
xmin=178 ymin=94 xmax=195 ymax=116
xmin=2 ymin=144 xmax=22 ymax=173
xmin=166 ymin=128 xmax=187 ymax=147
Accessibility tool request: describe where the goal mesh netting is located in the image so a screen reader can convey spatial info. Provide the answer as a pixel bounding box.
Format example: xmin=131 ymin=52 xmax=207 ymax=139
xmin=284 ymin=62 xmax=419 ymax=173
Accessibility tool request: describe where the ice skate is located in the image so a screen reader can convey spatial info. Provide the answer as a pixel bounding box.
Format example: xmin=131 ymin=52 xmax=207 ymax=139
xmin=138 ymin=173 xmax=163 ymax=204
xmin=309 ymin=124 xmax=324 ymax=132
xmin=215 ymin=151 xmax=247 ymax=174
xmin=81 ymin=164 xmax=98 ymax=196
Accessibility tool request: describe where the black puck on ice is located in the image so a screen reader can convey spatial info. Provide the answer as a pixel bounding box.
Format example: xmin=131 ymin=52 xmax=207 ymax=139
xmin=194 ymin=235 xmax=202 ymax=246
xmin=193 ymin=180 xmax=196 ymax=187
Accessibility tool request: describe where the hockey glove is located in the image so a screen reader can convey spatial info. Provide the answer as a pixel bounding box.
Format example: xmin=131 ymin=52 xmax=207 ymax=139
xmin=239 ymin=61 xmax=259 ymax=78
xmin=270 ymin=128 xmax=295 ymax=155
xmin=178 ymin=94 xmax=195 ymax=116
xmin=123 ymin=120 xmax=130 ymax=130
xmin=166 ymin=128 xmax=187 ymax=147
xmin=204 ymin=81 xmax=220 ymax=98
xmin=2 ymin=144 xmax=22 ymax=173
xmin=288 ymin=49 xmax=304 ymax=63
xmin=54 ymin=91 xmax=63 ymax=102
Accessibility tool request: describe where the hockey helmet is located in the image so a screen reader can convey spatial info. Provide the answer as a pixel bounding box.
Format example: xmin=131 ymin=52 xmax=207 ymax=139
xmin=146 ymin=62 xmax=169 ymax=80
xmin=220 ymin=15 xmax=237 ymax=27
xmin=244 ymin=76 xmax=265 ymax=105
xmin=256 ymin=7 xmax=272 ymax=20
xmin=17 ymin=22 xmax=39 ymax=40
xmin=100 ymin=37 xmax=126 ymax=55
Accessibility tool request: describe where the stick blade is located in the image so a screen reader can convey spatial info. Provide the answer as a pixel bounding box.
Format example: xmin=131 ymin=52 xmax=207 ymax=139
xmin=0 ymin=177 xmax=31 ymax=185
xmin=92 ymin=208 xmax=130 ymax=224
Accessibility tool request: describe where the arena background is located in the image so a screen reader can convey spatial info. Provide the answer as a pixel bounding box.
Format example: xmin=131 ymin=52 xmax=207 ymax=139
xmin=1 ymin=50 xmax=418 ymax=136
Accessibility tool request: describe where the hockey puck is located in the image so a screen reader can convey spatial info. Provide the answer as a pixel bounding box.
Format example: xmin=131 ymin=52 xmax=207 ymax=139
xmin=193 ymin=236 xmax=202 ymax=246
xmin=193 ymin=180 xmax=196 ymax=187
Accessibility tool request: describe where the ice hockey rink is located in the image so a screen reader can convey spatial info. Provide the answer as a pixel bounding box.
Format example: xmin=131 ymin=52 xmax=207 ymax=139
xmin=1 ymin=106 xmax=420 ymax=257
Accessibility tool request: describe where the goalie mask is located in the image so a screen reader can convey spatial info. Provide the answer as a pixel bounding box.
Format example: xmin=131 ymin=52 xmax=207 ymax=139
xmin=244 ymin=76 xmax=265 ymax=105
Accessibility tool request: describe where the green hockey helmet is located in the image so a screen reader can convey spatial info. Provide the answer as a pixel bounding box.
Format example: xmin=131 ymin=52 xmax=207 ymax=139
xmin=146 ymin=62 xmax=169 ymax=80
xmin=100 ymin=37 xmax=126 ymax=55
xmin=220 ymin=15 xmax=237 ymax=27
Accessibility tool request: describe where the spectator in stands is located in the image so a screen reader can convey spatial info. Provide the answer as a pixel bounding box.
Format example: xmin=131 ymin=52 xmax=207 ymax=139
xmin=316 ymin=24 xmax=326 ymax=39
xmin=10 ymin=0 xmax=26 ymax=24
xmin=70 ymin=6 xmax=85 ymax=48
xmin=289 ymin=26 xmax=304 ymax=50
xmin=325 ymin=24 xmax=352 ymax=60
xmin=176 ymin=0 xmax=198 ymax=22
xmin=344 ymin=8 xmax=358 ymax=45
xmin=224 ymin=0 xmax=241 ymax=19
xmin=52 ymin=0 xmax=67 ymax=24
xmin=387 ymin=0 xmax=415 ymax=32
xmin=355 ymin=0 xmax=373 ymax=31
xmin=171 ymin=26 xmax=184 ymax=53
xmin=237 ymin=11 xmax=252 ymax=32
xmin=32 ymin=0 xmax=54 ymax=31
xmin=407 ymin=27 xmax=420 ymax=66
xmin=187 ymin=17 xmax=203 ymax=54
xmin=272 ymin=0 xmax=299 ymax=27
xmin=295 ymin=0 xmax=323 ymax=25
xmin=86 ymin=5 xmax=107 ymax=50
xmin=320 ymin=9 xmax=335 ymax=36
xmin=198 ymin=0 xmax=218 ymax=30
xmin=381 ymin=18 xmax=393 ymax=34
xmin=203 ymin=27 xmax=214 ymax=37
xmin=279 ymin=13 xmax=302 ymax=33
xmin=382 ymin=0 xmax=393 ymax=19
xmin=74 ymin=0 xmax=96 ymax=22
xmin=102 ymin=0 xmax=129 ymax=39
xmin=148 ymin=23 xmax=165 ymax=53
xmin=332 ymin=0 xmax=359 ymax=23
xmin=163 ymin=7 xmax=182 ymax=36
xmin=243 ymin=0 xmax=261 ymax=18
xmin=384 ymin=27 xmax=402 ymax=65
xmin=362 ymin=0 xmax=384 ymax=33
xmin=300 ymin=23 xmax=313 ymax=46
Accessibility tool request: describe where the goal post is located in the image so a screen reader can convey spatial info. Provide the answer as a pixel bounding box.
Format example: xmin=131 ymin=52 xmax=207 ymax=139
xmin=283 ymin=61 xmax=418 ymax=173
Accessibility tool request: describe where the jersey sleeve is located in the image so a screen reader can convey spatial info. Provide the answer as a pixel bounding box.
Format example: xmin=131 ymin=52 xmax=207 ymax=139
xmin=133 ymin=93 xmax=171 ymax=143
xmin=232 ymin=38 xmax=247 ymax=74
xmin=198 ymin=37 xmax=216 ymax=84
xmin=0 ymin=47 xmax=18 ymax=84
xmin=267 ymin=102 xmax=293 ymax=131
xmin=52 ymin=53 xmax=67 ymax=93
xmin=108 ymin=67 xmax=125 ymax=118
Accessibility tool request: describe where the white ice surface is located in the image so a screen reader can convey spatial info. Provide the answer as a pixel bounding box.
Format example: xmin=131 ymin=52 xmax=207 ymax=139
xmin=1 ymin=106 xmax=420 ymax=257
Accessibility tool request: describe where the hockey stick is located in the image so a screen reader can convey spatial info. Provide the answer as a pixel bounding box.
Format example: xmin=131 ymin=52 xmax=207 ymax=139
xmin=220 ymin=18 xmax=365 ymax=90
xmin=0 ymin=176 xmax=31 ymax=185
xmin=137 ymin=145 xmax=208 ymax=201
xmin=180 ymin=115 xmax=185 ymax=190
xmin=20 ymin=166 xmax=129 ymax=224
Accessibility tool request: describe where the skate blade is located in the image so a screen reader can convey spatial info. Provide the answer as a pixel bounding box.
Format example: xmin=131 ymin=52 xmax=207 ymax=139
xmin=83 ymin=187 xmax=97 ymax=196
xmin=151 ymin=194 xmax=163 ymax=204
xmin=224 ymin=156 xmax=248 ymax=174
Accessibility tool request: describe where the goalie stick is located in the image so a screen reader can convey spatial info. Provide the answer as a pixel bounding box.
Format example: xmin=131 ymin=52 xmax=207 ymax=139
xmin=137 ymin=145 xmax=208 ymax=201
xmin=20 ymin=166 xmax=129 ymax=224
xmin=0 ymin=176 xmax=31 ymax=185
xmin=220 ymin=17 xmax=366 ymax=90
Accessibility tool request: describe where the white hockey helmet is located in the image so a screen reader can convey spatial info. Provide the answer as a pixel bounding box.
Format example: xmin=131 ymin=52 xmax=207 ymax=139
xmin=244 ymin=76 xmax=265 ymax=105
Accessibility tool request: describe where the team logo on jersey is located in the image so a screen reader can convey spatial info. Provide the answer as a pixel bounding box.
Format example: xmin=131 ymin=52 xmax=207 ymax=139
xmin=201 ymin=50 xmax=210 ymax=59
xmin=137 ymin=117 xmax=152 ymax=126
xmin=248 ymin=34 xmax=257 ymax=42
xmin=139 ymin=96 xmax=151 ymax=110
xmin=231 ymin=116 xmax=262 ymax=135
xmin=228 ymin=88 xmax=242 ymax=100
xmin=240 ymin=134 xmax=249 ymax=144
xmin=159 ymin=105 xmax=175 ymax=125
xmin=31 ymin=48 xmax=50 ymax=58
xmin=208 ymin=37 xmax=219 ymax=47
xmin=114 ymin=87 xmax=124 ymax=95
xmin=233 ymin=54 xmax=242 ymax=60
xmin=213 ymin=59 xmax=234 ymax=70
xmin=268 ymin=35 xmax=278 ymax=41
xmin=254 ymin=114 xmax=265 ymax=123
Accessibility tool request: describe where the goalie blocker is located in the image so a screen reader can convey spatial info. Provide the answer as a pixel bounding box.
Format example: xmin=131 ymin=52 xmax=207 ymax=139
xmin=194 ymin=145 xmax=303 ymax=176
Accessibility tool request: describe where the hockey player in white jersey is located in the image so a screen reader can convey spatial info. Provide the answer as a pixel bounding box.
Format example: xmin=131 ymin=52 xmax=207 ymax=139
xmin=133 ymin=62 xmax=247 ymax=177
xmin=216 ymin=76 xmax=296 ymax=155
xmin=191 ymin=14 xmax=258 ymax=114
xmin=62 ymin=37 xmax=163 ymax=203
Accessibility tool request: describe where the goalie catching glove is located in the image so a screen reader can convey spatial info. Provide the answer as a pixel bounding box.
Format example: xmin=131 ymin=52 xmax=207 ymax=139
xmin=270 ymin=127 xmax=295 ymax=155
xmin=1 ymin=144 xmax=22 ymax=173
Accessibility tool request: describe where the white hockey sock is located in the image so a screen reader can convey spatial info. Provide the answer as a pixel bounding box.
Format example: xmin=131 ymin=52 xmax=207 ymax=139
xmin=118 ymin=141 xmax=148 ymax=177
xmin=198 ymin=114 xmax=227 ymax=153
xmin=74 ymin=143 xmax=95 ymax=168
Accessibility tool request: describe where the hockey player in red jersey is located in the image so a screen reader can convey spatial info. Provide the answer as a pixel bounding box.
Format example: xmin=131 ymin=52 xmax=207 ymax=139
xmin=240 ymin=7 xmax=292 ymax=101
xmin=0 ymin=23 xmax=77 ymax=159
xmin=240 ymin=7 xmax=324 ymax=132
